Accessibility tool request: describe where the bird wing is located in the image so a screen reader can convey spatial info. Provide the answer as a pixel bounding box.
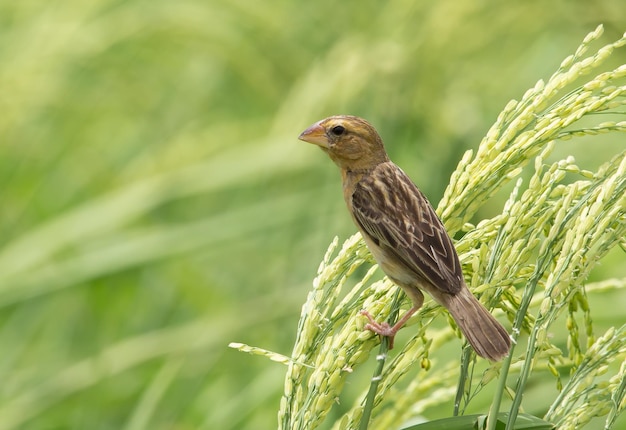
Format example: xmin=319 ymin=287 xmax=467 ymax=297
xmin=351 ymin=162 xmax=463 ymax=294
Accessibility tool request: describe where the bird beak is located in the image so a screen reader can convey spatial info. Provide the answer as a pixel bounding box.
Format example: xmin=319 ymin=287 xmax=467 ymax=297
xmin=298 ymin=122 xmax=329 ymax=149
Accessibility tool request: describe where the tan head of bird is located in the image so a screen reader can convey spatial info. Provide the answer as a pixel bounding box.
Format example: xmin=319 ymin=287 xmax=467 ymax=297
xmin=298 ymin=115 xmax=389 ymax=171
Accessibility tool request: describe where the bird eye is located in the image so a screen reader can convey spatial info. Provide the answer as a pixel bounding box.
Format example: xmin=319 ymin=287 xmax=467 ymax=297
xmin=330 ymin=125 xmax=345 ymax=136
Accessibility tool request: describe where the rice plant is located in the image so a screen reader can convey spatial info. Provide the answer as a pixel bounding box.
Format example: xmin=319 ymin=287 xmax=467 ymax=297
xmin=233 ymin=25 xmax=626 ymax=430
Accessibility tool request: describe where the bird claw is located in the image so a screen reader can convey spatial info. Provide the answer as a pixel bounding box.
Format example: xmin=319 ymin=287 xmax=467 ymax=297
xmin=360 ymin=310 xmax=393 ymax=334
xmin=360 ymin=310 xmax=397 ymax=349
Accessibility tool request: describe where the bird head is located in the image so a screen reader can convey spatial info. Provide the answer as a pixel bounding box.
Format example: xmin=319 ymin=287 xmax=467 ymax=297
xmin=298 ymin=115 xmax=389 ymax=171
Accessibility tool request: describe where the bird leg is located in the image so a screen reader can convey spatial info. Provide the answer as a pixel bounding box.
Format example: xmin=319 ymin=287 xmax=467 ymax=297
xmin=360 ymin=306 xmax=418 ymax=349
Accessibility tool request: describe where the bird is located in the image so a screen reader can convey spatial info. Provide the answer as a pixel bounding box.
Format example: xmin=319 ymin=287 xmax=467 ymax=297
xmin=298 ymin=115 xmax=510 ymax=361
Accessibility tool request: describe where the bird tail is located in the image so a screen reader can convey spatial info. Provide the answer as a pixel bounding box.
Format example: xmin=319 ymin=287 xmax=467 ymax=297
xmin=445 ymin=288 xmax=511 ymax=361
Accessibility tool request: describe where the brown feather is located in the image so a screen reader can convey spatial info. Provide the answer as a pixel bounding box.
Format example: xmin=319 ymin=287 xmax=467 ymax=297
xmin=444 ymin=289 xmax=511 ymax=361
xmin=351 ymin=162 xmax=463 ymax=294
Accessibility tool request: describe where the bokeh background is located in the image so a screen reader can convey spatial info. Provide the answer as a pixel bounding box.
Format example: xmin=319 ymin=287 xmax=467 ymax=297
xmin=1 ymin=1 xmax=625 ymax=429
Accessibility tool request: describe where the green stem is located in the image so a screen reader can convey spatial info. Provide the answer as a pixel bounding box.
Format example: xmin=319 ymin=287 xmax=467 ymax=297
xmin=358 ymin=336 xmax=390 ymax=430
xmin=481 ymin=220 xmax=513 ymax=427
xmin=505 ymin=183 xmax=598 ymax=429
xmin=359 ymin=291 xmax=403 ymax=430
xmin=453 ymin=346 xmax=472 ymax=416
xmin=498 ymin=269 xmax=545 ymax=430
xmin=487 ymin=222 xmax=549 ymax=430
xmin=486 ymin=344 xmax=514 ymax=430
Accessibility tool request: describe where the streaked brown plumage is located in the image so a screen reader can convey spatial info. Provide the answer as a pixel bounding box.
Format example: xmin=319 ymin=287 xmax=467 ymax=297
xmin=299 ymin=115 xmax=510 ymax=361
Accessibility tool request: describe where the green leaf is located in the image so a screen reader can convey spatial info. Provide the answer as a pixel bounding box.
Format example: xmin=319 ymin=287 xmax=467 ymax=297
xmin=401 ymin=413 xmax=555 ymax=430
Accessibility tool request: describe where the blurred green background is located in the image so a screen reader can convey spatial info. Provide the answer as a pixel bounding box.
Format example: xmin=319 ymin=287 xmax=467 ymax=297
xmin=1 ymin=1 xmax=624 ymax=429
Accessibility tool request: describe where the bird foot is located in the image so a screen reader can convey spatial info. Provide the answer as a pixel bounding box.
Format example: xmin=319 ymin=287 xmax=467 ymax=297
xmin=360 ymin=310 xmax=399 ymax=349
xmin=360 ymin=307 xmax=419 ymax=350
xmin=360 ymin=310 xmax=396 ymax=335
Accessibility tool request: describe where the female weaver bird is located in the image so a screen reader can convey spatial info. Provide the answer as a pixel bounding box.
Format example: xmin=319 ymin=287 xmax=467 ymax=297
xmin=299 ymin=115 xmax=510 ymax=361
